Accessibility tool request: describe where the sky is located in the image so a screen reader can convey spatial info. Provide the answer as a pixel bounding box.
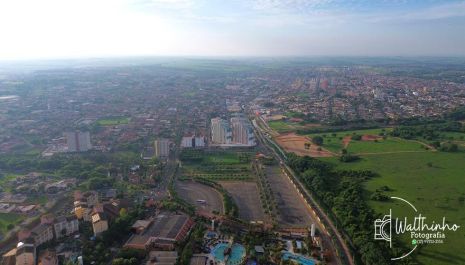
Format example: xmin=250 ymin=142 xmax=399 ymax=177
xmin=0 ymin=0 xmax=465 ymax=60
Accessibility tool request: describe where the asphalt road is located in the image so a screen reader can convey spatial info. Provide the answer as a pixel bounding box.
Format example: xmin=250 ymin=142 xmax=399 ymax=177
xmin=176 ymin=180 xmax=224 ymax=214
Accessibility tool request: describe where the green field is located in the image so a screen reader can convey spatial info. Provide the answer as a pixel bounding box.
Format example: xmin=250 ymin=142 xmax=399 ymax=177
xmin=180 ymin=150 xmax=253 ymax=181
xmin=268 ymin=120 xmax=300 ymax=132
xmin=96 ymin=117 xmax=130 ymax=126
xmin=323 ymin=151 xmax=465 ymax=264
xmin=307 ymin=128 xmax=432 ymax=154
xmin=347 ymin=137 xmax=427 ymax=153
xmin=268 ymin=120 xmax=321 ymax=133
xmin=0 ymin=213 xmax=23 ymax=234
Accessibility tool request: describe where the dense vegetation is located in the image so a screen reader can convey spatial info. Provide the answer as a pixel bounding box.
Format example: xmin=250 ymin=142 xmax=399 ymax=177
xmin=287 ymin=154 xmax=412 ymax=265
xmin=391 ymin=121 xmax=464 ymax=152
xmin=82 ymin=206 xmax=145 ymax=265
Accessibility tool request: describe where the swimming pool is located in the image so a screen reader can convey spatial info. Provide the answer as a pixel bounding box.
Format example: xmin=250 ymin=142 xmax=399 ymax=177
xmin=282 ymin=251 xmax=316 ymax=265
xmin=211 ymin=243 xmax=246 ymax=265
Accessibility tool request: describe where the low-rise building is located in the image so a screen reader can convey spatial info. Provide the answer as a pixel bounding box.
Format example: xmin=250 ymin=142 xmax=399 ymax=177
xmin=91 ymin=212 xmax=109 ymax=236
xmin=124 ymin=212 xmax=194 ymax=251
xmin=15 ymin=242 xmax=36 ymax=265
xmin=53 ymin=216 xmax=79 ymax=239
xmin=30 ymin=224 xmax=54 ymax=246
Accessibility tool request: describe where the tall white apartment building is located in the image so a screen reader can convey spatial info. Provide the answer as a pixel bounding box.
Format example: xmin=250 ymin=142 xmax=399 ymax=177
xmin=211 ymin=118 xmax=232 ymax=144
xmin=231 ymin=117 xmax=256 ymax=146
xmin=154 ymin=139 xmax=170 ymax=157
xmin=65 ymin=131 xmax=92 ymax=152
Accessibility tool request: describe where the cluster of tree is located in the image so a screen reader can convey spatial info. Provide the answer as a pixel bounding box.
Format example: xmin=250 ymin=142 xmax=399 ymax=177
xmin=178 ymin=224 xmax=205 ymax=265
xmin=167 ymin=176 xmax=196 ymax=215
xmin=296 ymin=125 xmax=382 ymax=136
xmin=439 ymin=142 xmax=459 ymax=152
xmin=295 ymin=106 xmax=465 ymax=135
xmin=339 ymin=153 xmax=360 ymax=163
xmin=82 ymin=207 xmax=145 ymax=265
xmin=391 ymin=122 xmax=463 ymax=152
xmin=391 ymin=122 xmax=464 ymax=140
xmin=311 ymin=136 xmax=324 ymax=146
xmin=112 ymin=249 xmax=146 ymax=265
xmin=0 ymin=151 xmax=141 ymax=179
xmin=287 ymin=154 xmax=413 ymax=264
xmin=101 ymin=207 xmax=145 ymax=244
xmin=446 ymin=106 xmax=465 ymax=121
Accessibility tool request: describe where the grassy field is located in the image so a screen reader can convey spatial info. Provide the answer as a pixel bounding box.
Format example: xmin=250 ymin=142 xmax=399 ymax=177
xmin=322 ymin=151 xmax=465 ymax=265
xmin=268 ymin=120 xmax=301 ymax=132
xmin=347 ymin=137 xmax=426 ymax=153
xmin=96 ymin=117 xmax=130 ymax=126
xmin=0 ymin=173 xmax=20 ymax=185
xmin=268 ymin=120 xmax=321 ymax=133
xmin=180 ymin=150 xmax=253 ymax=181
xmin=0 ymin=213 xmax=23 ymax=235
xmin=306 ymin=128 xmax=432 ymax=154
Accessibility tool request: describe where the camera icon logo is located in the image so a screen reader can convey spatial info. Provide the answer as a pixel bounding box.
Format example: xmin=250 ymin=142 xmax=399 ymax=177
xmin=374 ymin=210 xmax=392 ymax=245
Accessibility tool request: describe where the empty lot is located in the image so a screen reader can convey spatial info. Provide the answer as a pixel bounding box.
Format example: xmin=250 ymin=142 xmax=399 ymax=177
xmin=275 ymin=133 xmax=333 ymax=157
xmin=176 ymin=180 xmax=224 ymax=214
xmin=219 ymin=181 xmax=267 ymax=222
xmin=264 ymin=165 xmax=313 ymax=227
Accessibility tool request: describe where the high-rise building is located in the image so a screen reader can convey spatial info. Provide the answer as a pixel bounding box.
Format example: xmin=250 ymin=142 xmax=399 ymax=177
xmin=211 ymin=118 xmax=232 ymax=144
xmin=181 ymin=136 xmax=194 ymax=148
xmin=231 ymin=117 xmax=255 ymax=146
xmin=194 ymin=136 xmax=205 ymax=147
xmin=65 ymin=131 xmax=92 ymax=152
xmin=154 ymin=139 xmax=170 ymax=157
xmin=181 ymin=135 xmax=205 ymax=148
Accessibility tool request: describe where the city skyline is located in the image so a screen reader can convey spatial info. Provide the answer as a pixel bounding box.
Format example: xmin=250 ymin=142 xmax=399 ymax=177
xmin=1 ymin=0 xmax=465 ymax=60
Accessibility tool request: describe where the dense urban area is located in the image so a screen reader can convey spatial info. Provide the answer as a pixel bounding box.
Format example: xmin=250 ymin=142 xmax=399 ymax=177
xmin=0 ymin=57 xmax=464 ymax=265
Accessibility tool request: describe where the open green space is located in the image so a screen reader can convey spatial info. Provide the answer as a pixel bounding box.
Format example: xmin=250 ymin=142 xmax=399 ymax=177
xmin=268 ymin=120 xmax=299 ymax=132
xmin=307 ymin=128 xmax=431 ymax=154
xmin=0 ymin=173 xmax=21 ymax=186
xmin=268 ymin=120 xmax=320 ymax=133
xmin=180 ymin=150 xmax=253 ymax=181
xmin=96 ymin=117 xmax=130 ymax=126
xmin=322 ymin=151 xmax=465 ymax=265
xmin=347 ymin=137 xmax=427 ymax=153
xmin=0 ymin=213 xmax=23 ymax=234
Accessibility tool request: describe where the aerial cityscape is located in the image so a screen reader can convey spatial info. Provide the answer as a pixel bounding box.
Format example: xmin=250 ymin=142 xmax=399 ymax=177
xmin=1 ymin=1 xmax=465 ymax=265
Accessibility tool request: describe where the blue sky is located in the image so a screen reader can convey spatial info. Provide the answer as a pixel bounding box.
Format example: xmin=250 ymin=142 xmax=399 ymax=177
xmin=0 ymin=0 xmax=464 ymax=60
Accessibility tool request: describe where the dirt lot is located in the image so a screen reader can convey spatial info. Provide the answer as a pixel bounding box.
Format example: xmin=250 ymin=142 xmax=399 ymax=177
xmin=275 ymin=133 xmax=333 ymax=157
xmin=361 ymin=134 xmax=383 ymax=141
xmin=343 ymin=134 xmax=382 ymax=148
xmin=176 ymin=180 xmax=224 ymax=214
xmin=219 ymin=181 xmax=267 ymax=222
xmin=342 ymin=135 xmax=351 ymax=148
xmin=264 ymin=165 xmax=313 ymax=227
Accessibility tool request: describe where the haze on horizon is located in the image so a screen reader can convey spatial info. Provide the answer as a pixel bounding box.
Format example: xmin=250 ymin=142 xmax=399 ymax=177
xmin=1 ymin=0 xmax=465 ymax=61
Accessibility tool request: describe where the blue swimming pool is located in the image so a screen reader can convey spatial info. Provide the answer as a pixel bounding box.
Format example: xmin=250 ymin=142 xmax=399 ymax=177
xmin=282 ymin=251 xmax=316 ymax=265
xmin=211 ymin=243 xmax=246 ymax=265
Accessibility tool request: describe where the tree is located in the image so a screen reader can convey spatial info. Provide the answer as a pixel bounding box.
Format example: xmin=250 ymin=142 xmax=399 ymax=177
xmin=312 ymin=136 xmax=324 ymax=146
